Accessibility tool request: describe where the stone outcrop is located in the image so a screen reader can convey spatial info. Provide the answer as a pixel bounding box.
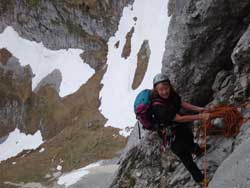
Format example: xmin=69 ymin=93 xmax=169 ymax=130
xmin=34 ymin=69 xmax=62 ymax=94
xmin=122 ymin=27 xmax=135 ymax=59
xmin=132 ymin=40 xmax=151 ymax=90
xmin=0 ymin=48 xmax=33 ymax=137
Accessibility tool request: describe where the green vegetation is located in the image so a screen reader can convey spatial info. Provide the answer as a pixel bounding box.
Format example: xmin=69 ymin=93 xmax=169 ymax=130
xmin=25 ymin=0 xmax=40 ymax=7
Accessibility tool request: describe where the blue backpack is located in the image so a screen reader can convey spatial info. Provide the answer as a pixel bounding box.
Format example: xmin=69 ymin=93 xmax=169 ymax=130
xmin=134 ymin=89 xmax=173 ymax=148
xmin=134 ymin=89 xmax=155 ymax=133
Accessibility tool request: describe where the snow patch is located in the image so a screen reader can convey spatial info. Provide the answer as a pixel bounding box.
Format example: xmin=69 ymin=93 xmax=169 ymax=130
xmin=57 ymin=165 xmax=62 ymax=171
xmin=0 ymin=26 xmax=94 ymax=97
xmin=0 ymin=128 xmax=43 ymax=162
xmin=57 ymin=162 xmax=101 ymax=187
xmin=39 ymin=148 xmax=45 ymax=153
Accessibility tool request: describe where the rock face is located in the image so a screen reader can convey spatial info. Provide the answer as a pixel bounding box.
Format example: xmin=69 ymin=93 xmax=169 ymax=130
xmin=34 ymin=69 xmax=62 ymax=94
xmin=110 ymin=131 xmax=179 ymax=188
xmin=231 ymin=25 xmax=250 ymax=102
xmin=0 ymin=48 xmax=33 ymax=137
xmin=209 ymin=122 xmax=250 ymax=188
xmin=111 ymin=123 xmax=240 ymax=188
xmin=162 ymin=0 xmax=250 ymax=105
xmin=211 ymin=70 xmax=235 ymax=105
xmin=111 ymin=1 xmax=250 ymax=188
xmin=0 ymin=0 xmax=133 ymax=69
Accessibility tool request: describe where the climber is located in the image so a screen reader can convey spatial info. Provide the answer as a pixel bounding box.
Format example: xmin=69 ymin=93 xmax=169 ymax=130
xmin=150 ymin=73 xmax=210 ymax=185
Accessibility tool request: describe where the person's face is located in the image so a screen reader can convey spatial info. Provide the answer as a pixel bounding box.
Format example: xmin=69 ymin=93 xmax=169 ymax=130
xmin=155 ymin=82 xmax=171 ymax=99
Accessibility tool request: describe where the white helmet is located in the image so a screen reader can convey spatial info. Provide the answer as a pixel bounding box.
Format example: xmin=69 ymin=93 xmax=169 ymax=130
xmin=153 ymin=73 xmax=170 ymax=87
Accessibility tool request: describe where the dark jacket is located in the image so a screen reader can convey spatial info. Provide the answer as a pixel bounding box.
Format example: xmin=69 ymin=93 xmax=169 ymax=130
xmin=150 ymin=90 xmax=182 ymax=128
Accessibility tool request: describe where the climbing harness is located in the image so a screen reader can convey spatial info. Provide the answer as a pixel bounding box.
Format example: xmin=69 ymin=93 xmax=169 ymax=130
xmin=159 ymin=126 xmax=176 ymax=152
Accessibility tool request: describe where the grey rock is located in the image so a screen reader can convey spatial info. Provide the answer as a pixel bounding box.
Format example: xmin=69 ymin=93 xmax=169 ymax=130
xmin=0 ymin=51 xmax=33 ymax=137
xmin=212 ymin=118 xmax=224 ymax=129
xmin=0 ymin=56 xmax=33 ymax=82
xmin=231 ymin=25 xmax=250 ymax=102
xmin=34 ymin=69 xmax=62 ymax=94
xmin=110 ymin=130 xmax=178 ymax=188
xmin=232 ymin=25 xmax=250 ymax=66
xmin=209 ymin=121 xmax=250 ymax=188
xmin=162 ymin=0 xmax=250 ymax=105
xmin=212 ymin=70 xmax=235 ymax=104
xmin=118 ymin=122 xmax=147 ymax=163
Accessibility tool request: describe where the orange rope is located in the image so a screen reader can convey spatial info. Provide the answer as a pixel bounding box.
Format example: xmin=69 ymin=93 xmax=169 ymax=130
xmin=205 ymin=104 xmax=249 ymax=137
xmin=196 ymin=102 xmax=250 ymax=187
xmin=203 ymin=119 xmax=207 ymax=188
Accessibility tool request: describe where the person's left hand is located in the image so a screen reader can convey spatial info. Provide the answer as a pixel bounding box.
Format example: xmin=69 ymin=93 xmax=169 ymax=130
xmin=199 ymin=113 xmax=211 ymax=122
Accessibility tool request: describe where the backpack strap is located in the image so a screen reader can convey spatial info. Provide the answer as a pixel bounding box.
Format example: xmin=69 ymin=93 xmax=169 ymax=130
xmin=137 ymin=121 xmax=141 ymax=139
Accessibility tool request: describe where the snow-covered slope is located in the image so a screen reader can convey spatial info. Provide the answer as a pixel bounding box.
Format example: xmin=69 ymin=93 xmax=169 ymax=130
xmin=0 ymin=128 xmax=43 ymax=162
xmin=99 ymin=0 xmax=171 ymax=136
xmin=0 ymin=27 xmax=94 ymax=97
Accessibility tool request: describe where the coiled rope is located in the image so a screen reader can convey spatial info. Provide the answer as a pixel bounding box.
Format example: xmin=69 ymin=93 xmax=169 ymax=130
xmin=198 ymin=102 xmax=250 ymax=188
